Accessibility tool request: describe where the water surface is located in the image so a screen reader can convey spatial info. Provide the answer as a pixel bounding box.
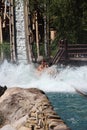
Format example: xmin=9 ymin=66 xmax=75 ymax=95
xmin=47 ymin=92 xmax=87 ymax=130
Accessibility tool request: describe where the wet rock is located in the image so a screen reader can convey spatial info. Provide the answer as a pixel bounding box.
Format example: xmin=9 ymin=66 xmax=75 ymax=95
xmin=0 ymin=86 xmax=7 ymax=97
xmin=0 ymin=87 xmax=71 ymax=130
xmin=0 ymin=124 xmax=16 ymax=130
xmin=18 ymin=126 xmax=30 ymax=130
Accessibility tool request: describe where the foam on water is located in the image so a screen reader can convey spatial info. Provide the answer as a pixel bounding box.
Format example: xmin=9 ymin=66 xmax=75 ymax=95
xmin=0 ymin=60 xmax=87 ymax=93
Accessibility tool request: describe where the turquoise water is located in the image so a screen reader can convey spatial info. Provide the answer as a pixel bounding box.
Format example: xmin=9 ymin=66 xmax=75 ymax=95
xmin=47 ymin=92 xmax=87 ymax=130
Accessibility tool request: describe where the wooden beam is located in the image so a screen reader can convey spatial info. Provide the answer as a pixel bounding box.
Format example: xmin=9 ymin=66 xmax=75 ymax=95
xmin=35 ymin=11 xmax=40 ymax=58
xmin=24 ymin=0 xmax=32 ymax=63
xmin=3 ymin=0 xmax=7 ymax=28
xmin=0 ymin=16 xmax=3 ymax=43
xmin=0 ymin=16 xmax=4 ymax=60
xmin=9 ymin=0 xmax=16 ymax=62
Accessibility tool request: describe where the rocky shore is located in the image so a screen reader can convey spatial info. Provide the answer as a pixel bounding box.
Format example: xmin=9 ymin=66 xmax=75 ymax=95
xmin=0 ymin=87 xmax=71 ymax=130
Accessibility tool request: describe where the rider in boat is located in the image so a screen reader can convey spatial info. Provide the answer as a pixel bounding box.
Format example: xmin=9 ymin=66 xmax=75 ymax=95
xmin=37 ymin=59 xmax=49 ymax=72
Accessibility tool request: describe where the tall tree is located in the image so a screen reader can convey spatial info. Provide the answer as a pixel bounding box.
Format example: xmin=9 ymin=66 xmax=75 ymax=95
xmin=49 ymin=0 xmax=87 ymax=43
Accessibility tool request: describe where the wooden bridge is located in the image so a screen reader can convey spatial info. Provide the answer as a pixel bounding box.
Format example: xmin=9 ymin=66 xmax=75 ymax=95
xmin=51 ymin=40 xmax=87 ymax=65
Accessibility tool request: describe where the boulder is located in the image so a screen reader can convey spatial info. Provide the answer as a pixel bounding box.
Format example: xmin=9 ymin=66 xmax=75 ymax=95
xmin=0 ymin=87 xmax=70 ymax=130
xmin=0 ymin=124 xmax=16 ymax=130
xmin=0 ymin=86 xmax=7 ymax=97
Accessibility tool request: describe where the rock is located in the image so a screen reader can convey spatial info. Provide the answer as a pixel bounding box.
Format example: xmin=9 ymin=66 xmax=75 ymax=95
xmin=18 ymin=126 xmax=30 ymax=130
xmin=12 ymin=115 xmax=28 ymax=129
xmin=0 ymin=124 xmax=16 ymax=130
xmin=0 ymin=86 xmax=7 ymax=97
xmin=0 ymin=87 xmax=70 ymax=130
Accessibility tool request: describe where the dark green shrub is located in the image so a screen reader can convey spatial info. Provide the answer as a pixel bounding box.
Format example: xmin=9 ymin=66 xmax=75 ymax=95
xmin=0 ymin=42 xmax=11 ymax=60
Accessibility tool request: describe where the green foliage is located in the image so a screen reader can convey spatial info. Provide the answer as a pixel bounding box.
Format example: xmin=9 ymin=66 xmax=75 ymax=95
xmin=49 ymin=0 xmax=84 ymax=43
xmin=50 ymin=39 xmax=59 ymax=56
xmin=29 ymin=0 xmax=87 ymax=60
xmin=0 ymin=42 xmax=11 ymax=60
xmin=32 ymin=42 xmax=46 ymax=58
xmin=29 ymin=0 xmax=87 ymax=44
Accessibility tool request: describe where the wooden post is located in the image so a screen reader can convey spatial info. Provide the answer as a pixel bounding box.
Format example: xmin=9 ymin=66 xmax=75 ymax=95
xmin=0 ymin=16 xmax=3 ymax=43
xmin=0 ymin=16 xmax=3 ymax=60
xmin=24 ymin=0 xmax=32 ymax=63
xmin=35 ymin=11 xmax=40 ymax=59
xmin=59 ymin=39 xmax=64 ymax=48
xmin=64 ymin=39 xmax=68 ymax=60
xmin=44 ymin=1 xmax=48 ymax=57
xmin=47 ymin=0 xmax=50 ymax=58
xmin=9 ymin=0 xmax=16 ymax=62
xmin=3 ymin=0 xmax=7 ymax=28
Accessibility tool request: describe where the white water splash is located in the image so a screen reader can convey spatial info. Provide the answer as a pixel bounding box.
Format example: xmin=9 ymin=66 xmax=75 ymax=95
xmin=0 ymin=60 xmax=87 ymax=93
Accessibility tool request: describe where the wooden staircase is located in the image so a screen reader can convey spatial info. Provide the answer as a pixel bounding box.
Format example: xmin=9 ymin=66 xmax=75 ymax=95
xmin=52 ymin=49 xmax=65 ymax=64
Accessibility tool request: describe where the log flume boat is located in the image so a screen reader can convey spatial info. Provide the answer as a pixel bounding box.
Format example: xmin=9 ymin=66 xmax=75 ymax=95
xmin=75 ymin=88 xmax=87 ymax=97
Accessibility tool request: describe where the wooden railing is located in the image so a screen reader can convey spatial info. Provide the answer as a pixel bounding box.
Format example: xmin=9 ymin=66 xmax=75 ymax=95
xmin=51 ymin=40 xmax=87 ymax=65
xmin=52 ymin=49 xmax=65 ymax=64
